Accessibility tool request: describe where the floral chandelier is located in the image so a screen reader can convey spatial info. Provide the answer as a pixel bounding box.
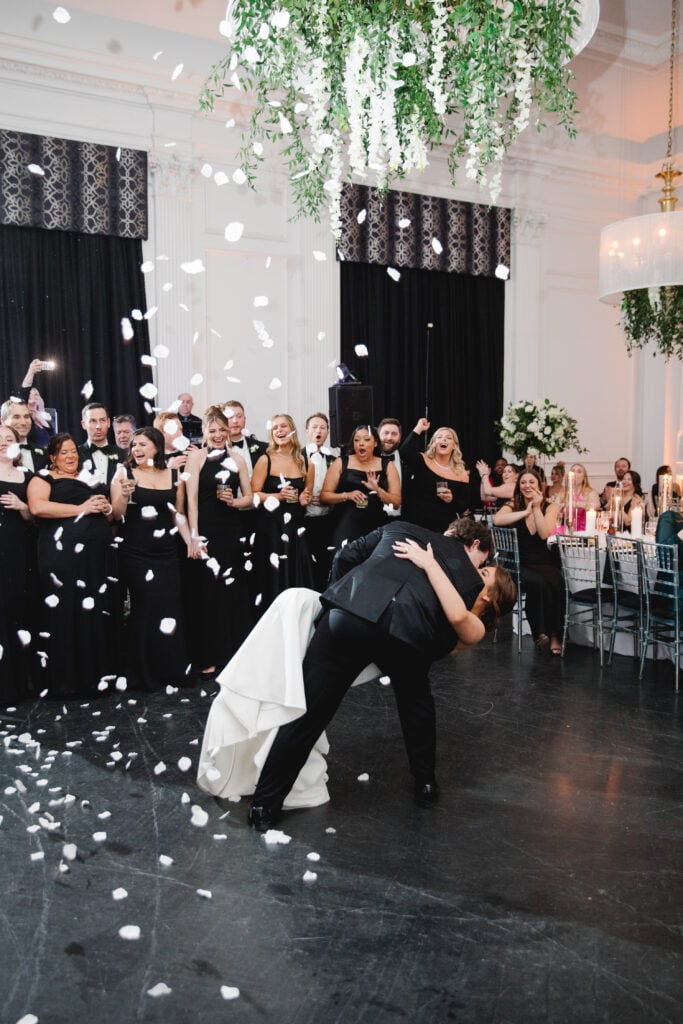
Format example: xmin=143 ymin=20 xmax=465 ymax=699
xmin=201 ymin=1 xmax=598 ymax=236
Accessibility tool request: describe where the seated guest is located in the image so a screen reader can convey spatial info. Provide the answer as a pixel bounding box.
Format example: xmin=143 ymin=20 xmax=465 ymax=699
xmin=184 ymin=407 xmax=253 ymax=677
xmin=601 ymin=456 xmax=630 ymax=509
xmin=648 ymin=464 xmax=681 ymax=517
xmin=621 ymin=470 xmax=646 ymax=530
xmin=27 ymin=433 xmax=117 ymax=697
xmin=79 ymin=402 xmax=123 ymax=485
xmin=113 ymin=414 xmax=136 ymax=453
xmin=546 ymin=461 xmax=565 ymax=503
xmin=477 ymin=460 xmax=519 ymax=508
xmin=246 ymin=518 xmax=516 ymax=831
xmin=402 ymin=427 xmax=470 ymax=531
xmin=0 ymin=424 xmax=38 ymax=703
xmin=564 ymin=463 xmax=600 ymax=530
xmin=110 ymin=427 xmax=193 ymax=690
xmin=655 ymin=510 xmax=683 ymax=605
xmin=1 ymin=399 xmax=47 ymax=472
xmin=153 ymin=411 xmax=198 ymax=470
xmin=494 ymin=468 xmax=563 ymax=655
xmin=222 ymin=400 xmax=268 ymax=476
xmin=321 ymin=424 xmax=401 ymax=548
xmin=251 ymin=414 xmax=316 ymax=610
xmin=176 ymin=392 xmax=203 ymax=443
xmin=303 ymin=412 xmax=338 ymax=589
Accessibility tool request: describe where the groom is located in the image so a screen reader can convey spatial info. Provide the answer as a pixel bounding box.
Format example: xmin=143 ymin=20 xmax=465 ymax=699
xmin=248 ymin=518 xmax=500 ymax=831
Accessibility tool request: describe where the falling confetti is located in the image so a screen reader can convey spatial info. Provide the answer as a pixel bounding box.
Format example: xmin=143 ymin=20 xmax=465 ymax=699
xmin=196 ymin=888 xmax=212 ymax=899
xmin=214 ymin=171 xmax=229 ymax=186
xmin=262 ymin=829 xmax=291 ymax=845
xmin=357 ymin=773 xmax=370 ymax=782
xmin=159 ymin=854 xmax=174 ymax=866
xmin=268 ymin=377 xmax=282 ymax=390
xmin=118 ymin=925 xmax=141 ymax=941
xmin=431 ymin=237 xmax=443 ymax=255
xmin=200 ymin=163 xmax=213 ymax=177
xmin=159 ymin=618 xmax=176 ymax=635
xmin=357 ymin=209 xmax=367 ymax=224
xmin=171 ymin=63 xmax=183 ymax=81
xmin=387 ymin=267 xmax=401 ymax=282
xmin=180 ymin=259 xmax=205 ymax=275
xmin=28 ymin=164 xmax=45 ymax=176
xmin=312 ymin=250 xmax=327 ymax=261
xmin=224 ymin=222 xmax=245 ymax=242
xmin=307 ymin=852 xmax=321 ymax=862
xmin=147 ymin=983 xmax=172 ymax=998
xmin=232 ymin=168 xmax=247 ymax=185
xmin=190 ymin=805 xmax=209 ymax=827
xmin=302 ymin=870 xmax=318 ymax=882
xmin=221 ymin=986 xmax=240 ymax=1000
xmin=81 ymin=380 xmax=94 ymax=400
xmin=53 ymin=6 xmax=71 ymax=23
xmin=354 ymin=344 xmax=369 ymax=357
xmin=177 ymin=757 xmax=192 ymax=772
xmin=112 ymin=888 xmax=128 ymax=900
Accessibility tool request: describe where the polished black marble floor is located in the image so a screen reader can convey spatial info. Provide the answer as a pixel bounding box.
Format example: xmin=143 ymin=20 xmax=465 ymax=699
xmin=1 ymin=627 xmax=681 ymax=1024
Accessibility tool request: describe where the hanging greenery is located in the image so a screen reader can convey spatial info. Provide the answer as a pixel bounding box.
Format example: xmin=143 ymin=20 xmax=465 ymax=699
xmin=620 ymin=286 xmax=683 ymax=359
xmin=200 ymin=0 xmax=584 ymax=236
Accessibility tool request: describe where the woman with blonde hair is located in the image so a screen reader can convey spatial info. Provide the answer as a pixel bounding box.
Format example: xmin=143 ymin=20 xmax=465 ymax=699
xmin=403 ymin=426 xmax=471 ymax=531
xmin=185 ymin=406 xmax=254 ymax=677
xmin=252 ymin=414 xmax=316 ymax=611
xmin=546 ymin=461 xmax=565 ymax=503
xmin=564 ymin=463 xmax=600 ymax=530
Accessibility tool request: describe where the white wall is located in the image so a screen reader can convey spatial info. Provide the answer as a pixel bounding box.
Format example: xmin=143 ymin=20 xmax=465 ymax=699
xmin=0 ymin=0 xmax=680 ymax=490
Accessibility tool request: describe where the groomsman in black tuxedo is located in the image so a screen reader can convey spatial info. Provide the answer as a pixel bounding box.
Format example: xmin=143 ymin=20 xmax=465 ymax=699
xmin=0 ymin=398 xmax=47 ymax=472
xmin=79 ymin=402 xmax=123 ymax=485
xmin=223 ymin=399 xmax=268 ymax=477
xmin=378 ymin=415 xmax=430 ymax=520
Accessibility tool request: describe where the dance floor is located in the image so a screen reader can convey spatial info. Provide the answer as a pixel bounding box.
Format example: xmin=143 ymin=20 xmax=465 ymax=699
xmin=2 ymin=625 xmax=681 ymax=1024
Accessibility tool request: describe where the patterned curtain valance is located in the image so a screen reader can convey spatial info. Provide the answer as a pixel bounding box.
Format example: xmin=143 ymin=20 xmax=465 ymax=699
xmin=0 ymin=130 xmax=147 ymax=240
xmin=338 ymin=183 xmax=511 ymax=279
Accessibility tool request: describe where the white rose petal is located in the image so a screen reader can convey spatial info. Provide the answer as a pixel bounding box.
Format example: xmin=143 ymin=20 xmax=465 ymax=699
xmin=147 ymin=983 xmax=172 ymax=998
xmin=171 ymin=63 xmax=183 ymax=81
xmin=220 ymin=986 xmax=241 ymax=1000
xmin=302 ymin=870 xmax=317 ymax=882
xmin=119 ymin=925 xmax=141 ymax=941
xmin=357 ymin=772 xmax=370 ymax=782
xmin=53 ymin=6 xmax=71 ymax=24
xmin=177 ymin=757 xmax=192 ymax=772
xmin=224 ymin=222 xmax=245 ymax=242
xmin=159 ymin=618 xmax=176 ymax=635
xmin=232 ymin=168 xmax=247 ymax=185
xmin=190 ymin=805 xmax=209 ymax=827
xmin=112 ymin=887 xmax=128 ymax=900
xmin=387 ymin=267 xmax=401 ymax=282
xmin=268 ymin=377 xmax=282 ymax=390
xmin=180 ymin=260 xmax=205 ymax=275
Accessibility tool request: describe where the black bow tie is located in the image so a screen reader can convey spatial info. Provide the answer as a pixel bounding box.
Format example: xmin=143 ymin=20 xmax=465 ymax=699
xmin=88 ymin=445 xmax=116 ymax=457
xmin=20 ymin=443 xmax=31 ymax=449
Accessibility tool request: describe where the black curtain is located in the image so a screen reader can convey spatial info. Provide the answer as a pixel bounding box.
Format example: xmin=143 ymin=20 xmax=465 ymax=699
xmin=0 ymin=223 xmax=152 ymax=436
xmin=340 ymin=260 xmax=504 ymax=472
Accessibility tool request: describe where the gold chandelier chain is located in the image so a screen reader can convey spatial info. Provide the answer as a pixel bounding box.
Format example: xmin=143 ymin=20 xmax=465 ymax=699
xmin=666 ymin=0 xmax=678 ymax=159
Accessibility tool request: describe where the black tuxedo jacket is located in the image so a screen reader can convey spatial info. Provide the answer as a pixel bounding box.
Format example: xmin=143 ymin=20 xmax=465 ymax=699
xmin=324 ymin=521 xmax=483 ymax=659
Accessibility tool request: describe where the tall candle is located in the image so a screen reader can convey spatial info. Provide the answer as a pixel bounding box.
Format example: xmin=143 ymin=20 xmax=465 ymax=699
xmin=566 ymin=471 xmax=575 ymax=532
xmin=613 ymin=494 xmax=621 ymax=533
xmin=630 ymin=505 xmax=643 ymax=538
xmin=660 ymin=473 xmax=672 ymax=513
xmin=585 ymin=508 xmax=596 ymax=535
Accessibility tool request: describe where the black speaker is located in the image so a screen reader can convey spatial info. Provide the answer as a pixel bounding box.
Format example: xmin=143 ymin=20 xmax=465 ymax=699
xmin=328 ymin=384 xmax=374 ymax=448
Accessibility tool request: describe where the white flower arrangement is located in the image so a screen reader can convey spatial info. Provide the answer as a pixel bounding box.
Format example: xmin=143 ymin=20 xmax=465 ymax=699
xmin=497 ymin=398 xmax=587 ymax=461
xmin=201 ymin=0 xmax=583 ymax=236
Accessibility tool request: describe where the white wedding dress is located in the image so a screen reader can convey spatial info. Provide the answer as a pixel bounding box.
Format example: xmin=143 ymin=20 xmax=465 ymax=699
xmin=197 ymin=588 xmax=379 ymax=808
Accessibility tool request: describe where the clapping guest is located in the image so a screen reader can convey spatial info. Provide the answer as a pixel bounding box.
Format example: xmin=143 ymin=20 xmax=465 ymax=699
xmin=27 ymin=433 xmax=117 ymax=697
xmin=185 ymin=408 xmax=254 ymax=678
xmin=494 ymin=468 xmax=563 ymax=655
xmin=251 ymin=414 xmax=316 ymax=609
xmin=110 ymin=427 xmax=193 ymax=690
xmin=402 ymin=427 xmax=470 ymax=531
xmin=0 ymin=425 xmax=37 ymax=703
xmin=321 ymin=424 xmax=401 ymax=548
xmin=477 ymin=460 xmax=519 ymax=509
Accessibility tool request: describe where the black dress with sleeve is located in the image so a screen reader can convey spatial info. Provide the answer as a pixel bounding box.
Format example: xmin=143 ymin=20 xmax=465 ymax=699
xmin=0 ymin=473 xmax=38 ymax=702
xmin=329 ymin=456 xmax=390 ymax=550
xmin=35 ymin=476 xmax=118 ymax=697
xmin=118 ymin=470 xmax=190 ymax=690
xmin=402 ymin=453 xmax=470 ymax=532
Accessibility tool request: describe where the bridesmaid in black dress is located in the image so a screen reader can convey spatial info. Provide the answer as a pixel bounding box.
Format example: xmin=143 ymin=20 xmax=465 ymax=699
xmin=0 ymin=425 xmax=37 ymax=703
xmin=27 ymin=433 xmax=117 ymax=698
xmin=251 ymin=414 xmax=316 ymax=612
xmin=402 ymin=427 xmax=471 ymax=532
xmin=321 ymin=424 xmax=401 ymax=549
xmin=185 ymin=406 xmax=254 ymax=679
xmin=110 ymin=427 xmax=193 ymax=690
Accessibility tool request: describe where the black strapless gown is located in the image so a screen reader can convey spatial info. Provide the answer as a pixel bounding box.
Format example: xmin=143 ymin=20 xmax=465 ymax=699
xmin=253 ymin=457 xmax=314 ymax=614
xmin=118 ymin=473 xmax=190 ymax=690
xmin=402 ymin=454 xmax=471 ymax=532
xmin=329 ymin=460 xmax=389 ymax=550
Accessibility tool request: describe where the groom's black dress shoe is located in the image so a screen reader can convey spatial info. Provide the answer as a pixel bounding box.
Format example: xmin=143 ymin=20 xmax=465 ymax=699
xmin=248 ymin=804 xmax=279 ymax=832
xmin=414 ymin=780 xmax=440 ymax=808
